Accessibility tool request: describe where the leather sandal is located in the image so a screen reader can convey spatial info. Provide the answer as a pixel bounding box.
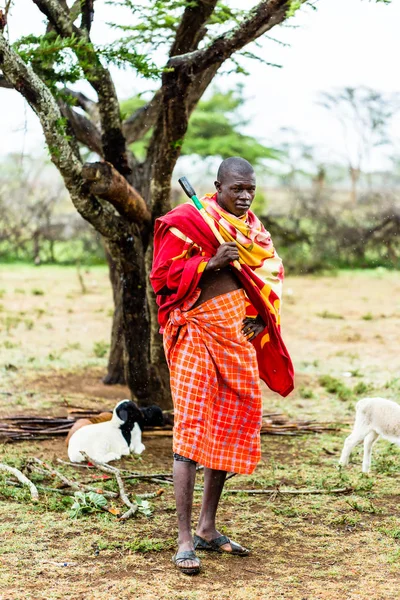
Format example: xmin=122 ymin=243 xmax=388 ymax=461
xmin=194 ymin=534 xmax=250 ymax=556
xmin=172 ymin=550 xmax=201 ymax=575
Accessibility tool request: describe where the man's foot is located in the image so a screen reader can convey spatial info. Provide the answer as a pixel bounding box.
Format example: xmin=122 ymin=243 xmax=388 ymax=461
xmin=172 ymin=540 xmax=201 ymax=575
xmin=194 ymin=531 xmax=250 ymax=556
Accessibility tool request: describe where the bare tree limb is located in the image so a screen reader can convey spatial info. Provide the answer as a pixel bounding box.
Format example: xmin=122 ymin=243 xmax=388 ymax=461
xmin=58 ymin=100 xmax=103 ymax=155
xmin=122 ymin=90 xmax=162 ymax=145
xmin=63 ymin=88 xmax=100 ymax=123
xmin=169 ymin=0 xmax=218 ymax=57
xmin=0 ymin=72 xmax=12 ymax=88
xmin=0 ymin=462 xmax=39 ymax=501
xmin=82 ymin=161 xmax=151 ymax=223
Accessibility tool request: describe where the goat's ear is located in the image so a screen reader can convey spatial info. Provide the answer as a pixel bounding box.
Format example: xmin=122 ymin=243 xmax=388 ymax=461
xmin=116 ymin=406 xmax=129 ymax=423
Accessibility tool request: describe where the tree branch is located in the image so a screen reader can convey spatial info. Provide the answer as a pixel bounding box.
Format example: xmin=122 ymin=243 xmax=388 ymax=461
xmin=32 ymin=0 xmax=130 ymax=175
xmin=82 ymin=161 xmax=151 ymax=223
xmin=0 ymin=29 xmax=131 ymax=241
xmin=122 ymin=90 xmax=161 ymax=145
xmin=169 ymin=0 xmax=301 ymax=74
xmin=0 ymin=72 xmax=12 ymax=88
xmin=122 ymin=1 xmax=219 ymax=146
xmin=169 ymin=0 xmax=218 ymax=57
xmin=64 ymin=88 xmax=99 ymax=124
xmin=58 ymin=100 xmax=103 ymax=155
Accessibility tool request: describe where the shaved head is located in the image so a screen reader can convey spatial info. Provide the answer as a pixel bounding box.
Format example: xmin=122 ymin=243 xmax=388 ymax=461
xmin=217 ymin=157 xmax=254 ymax=183
xmin=214 ymin=157 xmax=256 ymax=217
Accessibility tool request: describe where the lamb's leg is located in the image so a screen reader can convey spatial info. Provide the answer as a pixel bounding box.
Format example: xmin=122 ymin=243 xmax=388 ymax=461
xmin=339 ymin=431 xmax=367 ymax=467
xmin=362 ymin=431 xmax=379 ymax=473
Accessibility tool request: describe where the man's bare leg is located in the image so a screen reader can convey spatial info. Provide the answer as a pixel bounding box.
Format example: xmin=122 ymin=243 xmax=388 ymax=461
xmin=195 ymin=468 xmax=234 ymax=552
xmin=173 ymin=459 xmax=198 ymax=568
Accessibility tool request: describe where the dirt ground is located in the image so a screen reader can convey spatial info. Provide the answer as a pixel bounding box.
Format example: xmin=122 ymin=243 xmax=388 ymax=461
xmin=1 ymin=265 xmax=400 ymax=600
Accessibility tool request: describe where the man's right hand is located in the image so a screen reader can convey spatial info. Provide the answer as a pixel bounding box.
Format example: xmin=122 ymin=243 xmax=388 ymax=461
xmin=206 ymin=242 xmax=240 ymax=271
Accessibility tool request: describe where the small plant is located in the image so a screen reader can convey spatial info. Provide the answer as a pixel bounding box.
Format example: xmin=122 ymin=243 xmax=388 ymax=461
xmin=346 ymin=498 xmax=382 ymax=514
xmin=0 ymin=289 xmax=5 ymax=298
xmin=31 ymin=288 xmax=45 ymax=296
xmin=24 ymin=319 xmax=35 ymax=331
xmin=47 ymin=351 xmax=61 ymax=361
xmin=93 ymin=340 xmax=109 ymax=358
xmin=34 ymin=308 xmax=46 ymax=318
xmin=69 ymin=491 xmax=108 ymax=518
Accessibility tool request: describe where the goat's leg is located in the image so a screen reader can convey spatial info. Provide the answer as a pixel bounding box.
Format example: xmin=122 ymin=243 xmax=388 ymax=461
xmin=339 ymin=431 xmax=367 ymax=467
xmin=362 ymin=431 xmax=379 ymax=473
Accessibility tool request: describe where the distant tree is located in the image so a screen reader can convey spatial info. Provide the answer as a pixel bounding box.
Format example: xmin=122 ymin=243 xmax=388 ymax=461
xmin=318 ymin=87 xmax=400 ymax=203
xmin=123 ymin=86 xmax=279 ymax=164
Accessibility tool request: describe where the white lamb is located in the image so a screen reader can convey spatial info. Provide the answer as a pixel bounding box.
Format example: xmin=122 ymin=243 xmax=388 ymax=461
xmin=339 ymin=397 xmax=400 ymax=473
xmin=68 ymin=399 xmax=145 ymax=464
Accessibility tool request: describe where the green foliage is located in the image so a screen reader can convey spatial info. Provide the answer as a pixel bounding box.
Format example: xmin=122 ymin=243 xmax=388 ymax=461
xmin=93 ymin=341 xmax=110 ymax=358
xmin=318 ymin=375 xmax=353 ymax=401
xmin=69 ymin=491 xmax=108 ymax=518
xmin=181 ymin=88 xmax=279 ymax=164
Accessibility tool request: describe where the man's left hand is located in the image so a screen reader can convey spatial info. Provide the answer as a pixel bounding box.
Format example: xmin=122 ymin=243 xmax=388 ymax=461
xmin=242 ymin=315 xmax=266 ymax=339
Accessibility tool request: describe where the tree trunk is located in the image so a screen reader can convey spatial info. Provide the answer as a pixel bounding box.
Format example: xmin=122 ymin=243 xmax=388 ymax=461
xmin=103 ymin=247 xmax=126 ymax=385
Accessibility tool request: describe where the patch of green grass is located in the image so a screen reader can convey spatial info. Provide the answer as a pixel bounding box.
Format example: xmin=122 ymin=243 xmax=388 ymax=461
xmin=316 ymin=310 xmax=344 ymax=320
xmin=299 ymin=386 xmax=315 ymax=399
xmin=353 ymin=381 xmax=374 ymax=396
xmin=328 ymin=513 xmax=361 ymax=527
xmin=319 ymin=375 xmax=353 ymax=401
xmin=93 ymin=341 xmax=109 ymax=358
xmin=0 ymin=288 xmax=5 ymax=298
xmin=31 ymin=288 xmax=45 ymax=296
xmin=362 ymin=312 xmax=374 ymax=321
xmin=98 ymin=538 xmax=175 ymax=553
xmin=24 ymin=319 xmax=35 ymax=330
xmin=3 ymin=340 xmax=19 ymax=349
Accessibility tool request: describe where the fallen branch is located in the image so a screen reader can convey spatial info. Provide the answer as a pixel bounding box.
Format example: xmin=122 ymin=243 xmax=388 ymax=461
xmin=31 ymin=458 xmax=118 ymax=498
xmin=81 ymin=453 xmax=138 ymax=519
xmin=224 ymin=487 xmax=353 ymax=496
xmin=0 ymin=462 xmax=39 ymax=501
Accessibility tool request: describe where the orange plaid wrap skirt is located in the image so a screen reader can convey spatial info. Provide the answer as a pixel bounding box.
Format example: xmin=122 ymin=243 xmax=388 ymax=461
xmin=163 ymin=289 xmax=263 ymax=475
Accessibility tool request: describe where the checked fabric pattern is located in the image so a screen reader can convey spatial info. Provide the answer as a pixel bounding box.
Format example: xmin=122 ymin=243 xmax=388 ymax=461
xmin=164 ymin=289 xmax=263 ymax=475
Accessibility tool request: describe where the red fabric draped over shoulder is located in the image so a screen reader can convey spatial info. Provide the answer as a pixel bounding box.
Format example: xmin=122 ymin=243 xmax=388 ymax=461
xmin=150 ymin=202 xmax=294 ymax=397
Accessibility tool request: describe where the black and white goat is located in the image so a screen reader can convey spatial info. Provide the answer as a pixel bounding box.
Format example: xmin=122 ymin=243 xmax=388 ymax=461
xmin=339 ymin=397 xmax=400 ymax=473
xmin=68 ymin=399 xmax=145 ymax=464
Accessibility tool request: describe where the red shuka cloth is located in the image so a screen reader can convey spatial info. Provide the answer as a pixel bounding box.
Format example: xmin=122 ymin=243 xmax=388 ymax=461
xmin=150 ymin=200 xmax=294 ymax=397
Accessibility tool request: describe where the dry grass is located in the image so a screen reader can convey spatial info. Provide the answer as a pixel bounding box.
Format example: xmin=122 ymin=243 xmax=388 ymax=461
xmin=1 ymin=265 xmax=400 ymax=599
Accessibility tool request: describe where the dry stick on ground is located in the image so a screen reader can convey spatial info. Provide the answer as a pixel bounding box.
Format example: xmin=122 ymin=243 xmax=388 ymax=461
xmin=0 ymin=463 xmax=39 ymax=501
xmin=81 ymin=453 xmax=139 ymax=519
xmin=32 ymin=458 xmax=118 ymax=498
xmin=224 ymin=487 xmax=353 ymax=496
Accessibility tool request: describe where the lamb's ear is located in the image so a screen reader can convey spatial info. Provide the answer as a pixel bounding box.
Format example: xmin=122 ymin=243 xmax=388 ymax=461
xmin=116 ymin=403 xmax=129 ymax=423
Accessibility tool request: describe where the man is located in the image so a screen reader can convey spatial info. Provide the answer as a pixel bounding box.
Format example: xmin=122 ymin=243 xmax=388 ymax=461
xmin=150 ymin=157 xmax=293 ymax=575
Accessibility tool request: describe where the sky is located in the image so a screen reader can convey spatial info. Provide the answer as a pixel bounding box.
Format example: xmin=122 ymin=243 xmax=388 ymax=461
xmin=1 ymin=0 xmax=400 ymax=172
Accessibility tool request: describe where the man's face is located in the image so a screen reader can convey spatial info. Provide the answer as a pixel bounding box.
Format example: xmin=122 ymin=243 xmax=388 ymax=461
xmin=215 ymin=171 xmax=256 ymax=217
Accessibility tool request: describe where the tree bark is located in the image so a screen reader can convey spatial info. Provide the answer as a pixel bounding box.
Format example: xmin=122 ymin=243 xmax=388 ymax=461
xmin=103 ymin=247 xmax=125 ymax=386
